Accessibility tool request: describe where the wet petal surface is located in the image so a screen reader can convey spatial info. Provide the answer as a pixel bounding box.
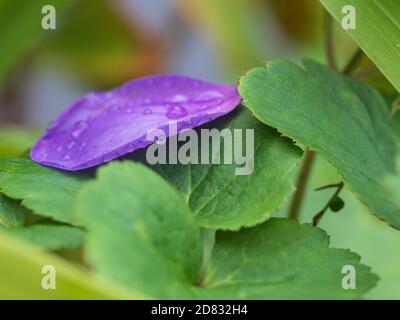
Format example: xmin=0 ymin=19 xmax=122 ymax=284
xmin=31 ymin=75 xmax=241 ymax=171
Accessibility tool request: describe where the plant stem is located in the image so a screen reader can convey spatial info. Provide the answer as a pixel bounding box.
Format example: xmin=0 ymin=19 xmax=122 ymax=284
xmin=314 ymin=182 xmax=343 ymax=191
xmin=289 ymin=150 xmax=315 ymax=220
xmin=288 ymin=10 xmax=337 ymax=221
xmin=343 ymin=48 xmax=365 ymax=76
xmin=312 ymin=182 xmax=344 ymax=226
xmin=324 ymin=10 xmax=337 ymax=71
xmin=288 ymin=12 xmax=364 ymax=222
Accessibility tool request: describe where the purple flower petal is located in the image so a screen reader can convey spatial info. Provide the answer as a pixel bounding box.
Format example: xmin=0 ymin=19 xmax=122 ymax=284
xmin=30 ymin=75 xmax=241 ymax=171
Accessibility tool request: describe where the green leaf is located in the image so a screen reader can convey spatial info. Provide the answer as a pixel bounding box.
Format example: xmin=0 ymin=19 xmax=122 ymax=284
xmin=199 ymin=218 xmax=378 ymax=299
xmin=150 ymin=109 xmax=302 ymax=230
xmin=320 ymin=0 xmax=400 ymax=92
xmin=76 ymin=162 xmax=203 ymax=299
xmin=77 ymin=162 xmax=377 ymax=299
xmin=239 ymin=59 xmax=400 ymax=229
xmin=0 ymin=193 xmax=28 ymax=228
xmin=384 ymin=157 xmax=400 ymax=206
xmin=5 ymin=223 xmax=85 ymax=250
xmin=0 ymin=0 xmax=74 ymax=84
xmin=0 ymin=230 xmax=141 ymax=299
xmin=0 ymin=158 xmax=88 ymax=224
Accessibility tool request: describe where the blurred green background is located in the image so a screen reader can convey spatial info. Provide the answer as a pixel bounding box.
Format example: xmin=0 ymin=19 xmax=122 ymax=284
xmin=0 ymin=0 xmax=399 ymax=299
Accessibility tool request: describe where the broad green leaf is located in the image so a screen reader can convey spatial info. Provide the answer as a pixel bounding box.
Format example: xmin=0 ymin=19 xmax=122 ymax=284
xmin=0 ymin=158 xmax=88 ymax=224
xmin=199 ymin=218 xmax=378 ymax=299
xmin=386 ymin=177 xmax=400 ymax=206
xmin=151 ymin=109 xmax=302 ymax=230
xmin=76 ymin=162 xmax=203 ymax=299
xmin=0 ymin=193 xmax=28 ymax=227
xmin=0 ymin=0 xmax=74 ymax=84
xmin=0 ymin=231 xmax=140 ymax=299
xmin=77 ymin=162 xmax=377 ymax=299
xmin=5 ymin=223 xmax=85 ymax=250
xmin=384 ymin=158 xmax=400 ymax=206
xmin=290 ymin=155 xmax=400 ymax=299
xmin=0 ymin=127 xmax=40 ymax=158
xmin=239 ymin=59 xmax=400 ymax=229
xmin=320 ymin=0 xmax=400 ymax=92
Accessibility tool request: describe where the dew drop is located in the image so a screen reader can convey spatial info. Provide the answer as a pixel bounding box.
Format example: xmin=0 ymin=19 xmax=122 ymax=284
xmin=111 ymin=104 xmax=122 ymax=112
xmin=63 ymin=154 xmax=71 ymax=161
xmin=72 ymin=121 xmax=88 ymax=138
xmin=56 ymin=146 xmax=63 ymax=152
xmin=143 ymin=108 xmax=152 ymax=115
xmin=79 ymin=142 xmax=87 ymax=151
xmin=166 ymin=105 xmax=188 ymax=119
xmin=171 ymin=94 xmax=187 ymax=102
xmin=198 ymin=98 xmax=223 ymax=111
xmin=67 ymin=141 xmax=76 ymax=150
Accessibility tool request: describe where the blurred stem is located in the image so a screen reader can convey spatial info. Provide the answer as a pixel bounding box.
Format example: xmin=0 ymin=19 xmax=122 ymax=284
xmin=343 ymin=48 xmax=365 ymax=76
xmin=289 ymin=11 xmax=365 ymax=221
xmin=324 ymin=10 xmax=337 ymax=71
xmin=289 ymin=10 xmax=338 ymax=221
xmin=312 ymin=182 xmax=344 ymax=226
xmin=289 ymin=150 xmax=315 ymax=220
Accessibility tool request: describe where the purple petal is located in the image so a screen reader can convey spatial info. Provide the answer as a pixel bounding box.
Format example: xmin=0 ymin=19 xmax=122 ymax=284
xmin=30 ymin=75 xmax=241 ymax=171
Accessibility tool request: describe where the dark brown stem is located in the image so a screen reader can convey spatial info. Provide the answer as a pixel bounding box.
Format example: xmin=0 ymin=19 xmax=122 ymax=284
xmin=312 ymin=182 xmax=344 ymax=226
xmin=314 ymin=182 xmax=342 ymax=191
xmin=324 ymin=10 xmax=337 ymax=71
xmin=289 ymin=150 xmax=315 ymax=220
xmin=343 ymin=48 xmax=365 ymax=76
xmin=288 ymin=11 xmax=361 ymax=221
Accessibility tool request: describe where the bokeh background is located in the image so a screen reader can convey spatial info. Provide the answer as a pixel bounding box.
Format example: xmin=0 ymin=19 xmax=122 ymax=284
xmin=1 ymin=0 xmax=399 ymax=299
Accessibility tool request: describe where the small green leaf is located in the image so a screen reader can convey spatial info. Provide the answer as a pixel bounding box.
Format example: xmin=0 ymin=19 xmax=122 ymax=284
xmin=76 ymin=162 xmax=203 ymax=299
xmin=329 ymin=196 xmax=345 ymax=212
xmin=150 ymin=109 xmax=302 ymax=230
xmin=0 ymin=158 xmax=88 ymax=224
xmin=200 ymin=218 xmax=378 ymax=299
xmin=320 ymin=0 xmax=400 ymax=92
xmin=77 ymin=162 xmax=377 ymax=299
xmin=5 ymin=223 xmax=85 ymax=250
xmin=0 ymin=193 xmax=28 ymax=228
xmin=0 ymin=230 xmax=141 ymax=299
xmin=239 ymin=59 xmax=400 ymax=229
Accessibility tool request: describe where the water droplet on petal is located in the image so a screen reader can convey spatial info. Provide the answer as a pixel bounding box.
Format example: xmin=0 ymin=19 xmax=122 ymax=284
xmin=72 ymin=121 xmax=88 ymax=138
xmin=198 ymin=99 xmax=223 ymax=111
xmin=56 ymin=146 xmax=63 ymax=152
xmin=197 ymin=90 xmax=224 ymax=100
xmin=166 ymin=105 xmax=188 ymax=119
xmin=79 ymin=142 xmax=87 ymax=151
xmin=111 ymin=104 xmax=122 ymax=112
xmin=67 ymin=141 xmax=76 ymax=149
xmin=143 ymin=108 xmax=152 ymax=115
xmin=63 ymin=154 xmax=71 ymax=161
xmin=171 ymin=94 xmax=187 ymax=102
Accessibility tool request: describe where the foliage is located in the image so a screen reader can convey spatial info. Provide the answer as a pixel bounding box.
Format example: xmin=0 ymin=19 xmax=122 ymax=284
xmin=0 ymin=0 xmax=399 ymax=300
